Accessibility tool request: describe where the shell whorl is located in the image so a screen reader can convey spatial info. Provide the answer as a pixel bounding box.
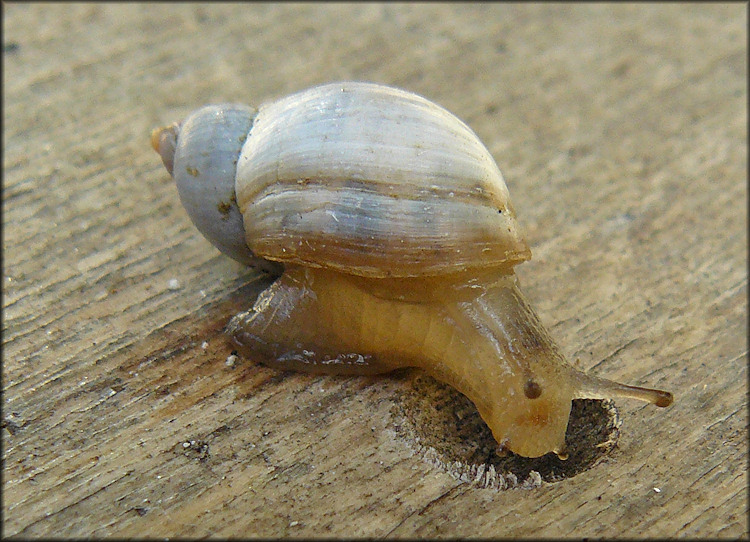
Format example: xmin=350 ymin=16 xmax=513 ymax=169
xmin=236 ymin=82 xmax=531 ymax=278
xmin=153 ymin=104 xmax=282 ymax=274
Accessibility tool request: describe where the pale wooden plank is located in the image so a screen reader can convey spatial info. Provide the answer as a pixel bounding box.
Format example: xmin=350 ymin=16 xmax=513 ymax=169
xmin=3 ymin=3 xmax=746 ymax=538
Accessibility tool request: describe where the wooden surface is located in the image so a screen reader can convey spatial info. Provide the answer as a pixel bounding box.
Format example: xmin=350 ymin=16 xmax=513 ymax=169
xmin=3 ymin=3 xmax=746 ymax=538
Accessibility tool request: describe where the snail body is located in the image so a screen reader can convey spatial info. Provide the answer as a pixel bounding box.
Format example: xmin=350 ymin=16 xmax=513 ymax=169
xmin=152 ymin=82 xmax=672 ymax=458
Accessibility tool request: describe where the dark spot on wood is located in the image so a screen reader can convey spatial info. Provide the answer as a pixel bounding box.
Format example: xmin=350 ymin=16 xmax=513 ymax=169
xmin=611 ymin=58 xmax=631 ymax=77
xmin=175 ymin=439 xmax=210 ymax=462
xmin=156 ymin=386 xmax=171 ymax=397
xmin=194 ymin=7 xmax=209 ymax=23
xmin=654 ymin=390 xmax=674 ymax=408
xmin=3 ymin=42 xmax=20 ymax=54
xmin=568 ymin=144 xmax=592 ymax=158
xmin=2 ymin=415 xmax=25 ymax=435
xmin=208 ymin=424 xmax=232 ymax=439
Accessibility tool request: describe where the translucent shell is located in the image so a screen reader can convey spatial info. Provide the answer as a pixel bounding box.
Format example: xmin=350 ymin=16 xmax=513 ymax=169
xmin=235 ymin=82 xmax=531 ymax=278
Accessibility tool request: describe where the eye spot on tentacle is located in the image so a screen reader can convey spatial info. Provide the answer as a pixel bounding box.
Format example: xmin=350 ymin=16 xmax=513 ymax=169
xmin=524 ymin=379 xmax=542 ymax=399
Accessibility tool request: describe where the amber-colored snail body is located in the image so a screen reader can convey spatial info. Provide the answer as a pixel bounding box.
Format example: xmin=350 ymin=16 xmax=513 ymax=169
xmin=152 ymin=82 xmax=673 ymax=458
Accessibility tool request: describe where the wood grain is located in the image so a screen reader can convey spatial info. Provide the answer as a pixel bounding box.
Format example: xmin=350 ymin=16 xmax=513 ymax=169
xmin=3 ymin=3 xmax=746 ymax=538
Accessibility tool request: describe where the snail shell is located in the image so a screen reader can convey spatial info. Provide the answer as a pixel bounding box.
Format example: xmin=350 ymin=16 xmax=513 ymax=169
xmin=152 ymin=82 xmax=673 ymax=459
xmin=234 ymin=83 xmax=529 ymax=278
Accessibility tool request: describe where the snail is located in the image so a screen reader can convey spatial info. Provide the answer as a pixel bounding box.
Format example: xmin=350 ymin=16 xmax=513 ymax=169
xmin=151 ymin=81 xmax=673 ymax=459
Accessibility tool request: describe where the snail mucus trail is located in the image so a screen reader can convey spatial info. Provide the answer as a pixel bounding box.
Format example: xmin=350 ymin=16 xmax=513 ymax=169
xmin=151 ymin=82 xmax=673 ymax=459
